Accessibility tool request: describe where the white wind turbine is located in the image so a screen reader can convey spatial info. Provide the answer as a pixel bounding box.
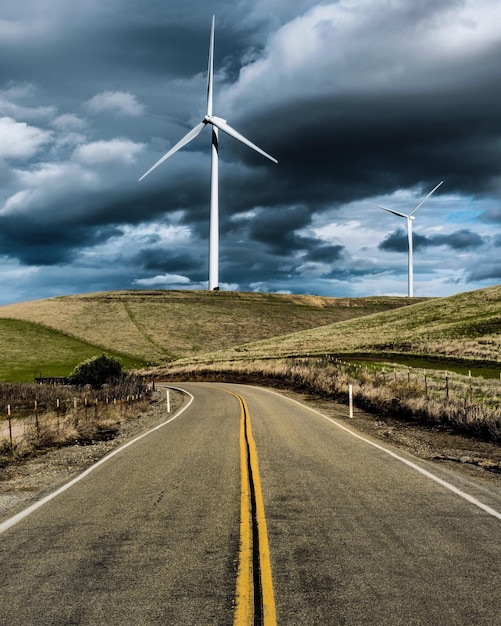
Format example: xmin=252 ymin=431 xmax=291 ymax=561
xmin=374 ymin=180 xmax=444 ymax=297
xmin=139 ymin=15 xmax=278 ymax=290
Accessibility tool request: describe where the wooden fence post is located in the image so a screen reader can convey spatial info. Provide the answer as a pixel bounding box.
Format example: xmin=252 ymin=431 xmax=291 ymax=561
xmin=34 ymin=400 xmax=39 ymax=434
xmin=8 ymin=404 xmax=13 ymax=449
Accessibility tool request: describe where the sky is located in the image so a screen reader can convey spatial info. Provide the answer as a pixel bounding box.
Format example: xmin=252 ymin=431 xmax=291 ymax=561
xmin=0 ymin=0 xmax=500 ymax=304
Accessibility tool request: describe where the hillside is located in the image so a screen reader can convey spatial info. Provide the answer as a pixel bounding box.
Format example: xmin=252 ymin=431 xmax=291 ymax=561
xmin=0 ymin=290 xmax=420 ymax=367
xmin=0 ymin=318 xmax=142 ymax=383
xmin=165 ymin=285 xmax=501 ymax=372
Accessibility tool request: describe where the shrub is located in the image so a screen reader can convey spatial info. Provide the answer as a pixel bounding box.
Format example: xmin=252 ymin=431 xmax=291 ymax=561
xmin=69 ymin=354 xmax=124 ymax=389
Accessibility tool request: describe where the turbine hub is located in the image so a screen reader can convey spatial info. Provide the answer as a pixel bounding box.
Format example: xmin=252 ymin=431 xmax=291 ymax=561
xmin=205 ymin=114 xmax=227 ymax=124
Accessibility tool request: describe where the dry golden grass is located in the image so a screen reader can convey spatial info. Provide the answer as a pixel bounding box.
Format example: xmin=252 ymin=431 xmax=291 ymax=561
xmin=0 ymin=289 xmax=419 ymax=363
xmin=0 ymin=379 xmax=150 ymax=464
xmin=166 ymin=285 xmax=501 ymax=370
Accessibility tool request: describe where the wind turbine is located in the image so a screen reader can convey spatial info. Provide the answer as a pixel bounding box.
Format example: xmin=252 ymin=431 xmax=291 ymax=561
xmin=374 ymin=180 xmax=444 ymax=297
xmin=139 ymin=15 xmax=278 ymax=290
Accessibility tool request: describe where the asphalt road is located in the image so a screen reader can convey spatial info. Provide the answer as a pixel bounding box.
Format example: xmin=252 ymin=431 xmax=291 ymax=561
xmin=1 ymin=383 xmax=500 ymax=625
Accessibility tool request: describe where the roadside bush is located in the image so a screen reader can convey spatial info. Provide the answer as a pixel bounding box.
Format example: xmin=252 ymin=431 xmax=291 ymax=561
xmin=69 ymin=354 xmax=124 ymax=389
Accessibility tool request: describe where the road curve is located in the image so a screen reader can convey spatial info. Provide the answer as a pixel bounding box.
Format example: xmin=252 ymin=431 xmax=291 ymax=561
xmin=0 ymin=382 xmax=500 ymax=625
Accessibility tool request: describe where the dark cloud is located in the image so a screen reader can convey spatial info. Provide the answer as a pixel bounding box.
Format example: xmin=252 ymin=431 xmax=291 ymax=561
xmin=0 ymin=1 xmax=499 ymax=303
xmin=134 ymin=247 xmax=204 ymax=277
xmin=246 ymin=205 xmax=312 ymax=254
xmin=306 ymin=244 xmax=345 ymax=263
xmin=480 ymin=205 xmax=501 ymax=224
xmin=243 ymin=87 xmax=501 ymax=209
xmin=467 ymin=262 xmax=501 ymax=282
xmin=0 ymin=216 xmax=123 ymax=265
xmin=432 ymin=230 xmax=484 ymax=250
xmin=379 ymin=228 xmax=485 ymax=253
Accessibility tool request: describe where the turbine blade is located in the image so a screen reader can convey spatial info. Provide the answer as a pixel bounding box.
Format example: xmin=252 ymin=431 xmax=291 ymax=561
xmin=206 ymin=15 xmax=215 ymax=117
xmin=207 ymin=115 xmax=278 ymax=163
xmin=410 ymin=180 xmax=444 ymax=215
xmin=373 ymin=204 xmax=408 ymax=219
xmin=139 ymin=121 xmax=206 ymax=181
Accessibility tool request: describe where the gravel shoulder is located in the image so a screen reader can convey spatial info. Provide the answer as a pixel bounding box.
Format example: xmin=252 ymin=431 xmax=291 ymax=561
xmin=1 ymin=385 xmax=500 ymax=524
xmin=288 ymin=390 xmax=501 ymax=486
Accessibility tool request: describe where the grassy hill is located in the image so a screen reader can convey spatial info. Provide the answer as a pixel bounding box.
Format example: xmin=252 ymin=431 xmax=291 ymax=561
xmin=164 ymin=285 xmax=501 ymax=376
xmin=0 ymin=318 xmax=143 ymax=383
xmin=1 ymin=286 xmax=499 ymax=383
xmin=0 ymin=290 xmax=419 ymax=381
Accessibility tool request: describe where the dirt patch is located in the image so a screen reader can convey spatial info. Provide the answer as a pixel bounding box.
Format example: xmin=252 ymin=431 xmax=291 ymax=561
xmin=1 ymin=386 xmax=500 ymax=525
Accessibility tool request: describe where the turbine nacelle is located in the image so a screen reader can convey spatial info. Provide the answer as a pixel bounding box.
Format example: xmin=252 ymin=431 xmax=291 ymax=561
xmin=205 ymin=115 xmax=226 ymax=125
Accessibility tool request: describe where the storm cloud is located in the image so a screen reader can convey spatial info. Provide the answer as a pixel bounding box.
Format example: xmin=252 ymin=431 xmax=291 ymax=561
xmin=380 ymin=228 xmax=485 ymax=253
xmin=0 ymin=0 xmax=500 ymax=303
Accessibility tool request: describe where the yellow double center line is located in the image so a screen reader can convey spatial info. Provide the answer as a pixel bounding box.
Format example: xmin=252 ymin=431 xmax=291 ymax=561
xmin=224 ymin=389 xmax=276 ymax=626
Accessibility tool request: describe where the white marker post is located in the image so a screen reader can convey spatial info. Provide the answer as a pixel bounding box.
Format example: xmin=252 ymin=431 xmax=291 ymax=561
xmin=349 ymin=384 xmax=353 ymax=418
xmin=166 ymin=389 xmax=171 ymax=414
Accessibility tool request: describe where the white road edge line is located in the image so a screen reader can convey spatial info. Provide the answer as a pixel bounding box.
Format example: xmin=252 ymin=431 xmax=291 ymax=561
xmin=0 ymin=386 xmax=193 ymax=535
xmin=262 ymin=387 xmax=501 ymax=521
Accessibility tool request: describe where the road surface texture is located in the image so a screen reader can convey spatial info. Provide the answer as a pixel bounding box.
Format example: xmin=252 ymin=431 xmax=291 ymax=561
xmin=1 ymin=382 xmax=500 ymax=625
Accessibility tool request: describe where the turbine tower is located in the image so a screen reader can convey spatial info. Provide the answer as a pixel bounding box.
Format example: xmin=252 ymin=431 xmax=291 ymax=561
xmin=374 ymin=180 xmax=444 ymax=297
xmin=139 ymin=15 xmax=278 ymax=290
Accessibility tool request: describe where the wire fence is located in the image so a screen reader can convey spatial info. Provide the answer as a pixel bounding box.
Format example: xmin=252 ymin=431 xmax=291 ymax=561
xmin=322 ymin=356 xmax=501 ymax=409
xmin=0 ymin=378 xmax=150 ymax=453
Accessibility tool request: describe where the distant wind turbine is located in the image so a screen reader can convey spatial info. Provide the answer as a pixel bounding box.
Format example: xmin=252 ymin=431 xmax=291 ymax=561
xmin=139 ymin=15 xmax=278 ymax=290
xmin=374 ymin=180 xmax=444 ymax=297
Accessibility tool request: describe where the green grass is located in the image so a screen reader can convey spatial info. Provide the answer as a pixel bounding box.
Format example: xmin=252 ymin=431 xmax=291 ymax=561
xmin=345 ymin=354 xmax=501 ymax=379
xmin=0 ymin=318 xmax=146 ymax=383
